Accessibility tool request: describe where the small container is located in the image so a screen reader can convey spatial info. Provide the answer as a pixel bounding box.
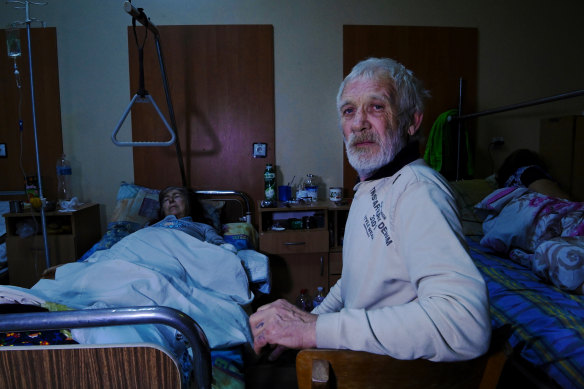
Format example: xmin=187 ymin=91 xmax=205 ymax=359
xmin=289 ymin=218 xmax=303 ymax=230
xmin=278 ymin=185 xmax=292 ymax=202
xmin=25 ymin=175 xmax=39 ymax=202
xmin=264 ymin=164 xmax=276 ymax=201
xmin=295 ymin=289 xmax=313 ymax=312
xmin=57 ymin=154 xmax=73 ymax=202
xmin=296 ymin=189 xmax=310 ymax=202
xmin=329 ymin=187 xmax=343 ymax=202
xmin=302 ymin=216 xmax=316 ymax=229
xmin=303 ymin=174 xmax=318 ymax=201
xmin=9 ymin=200 xmax=23 ymax=213
xmin=312 ymin=286 xmax=325 ymax=308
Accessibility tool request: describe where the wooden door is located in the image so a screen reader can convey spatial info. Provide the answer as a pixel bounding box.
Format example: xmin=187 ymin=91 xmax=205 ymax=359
xmin=0 ymin=27 xmax=63 ymax=201
xmin=342 ymin=26 xmax=478 ymax=190
xmin=127 ymin=25 xmax=275 ymax=216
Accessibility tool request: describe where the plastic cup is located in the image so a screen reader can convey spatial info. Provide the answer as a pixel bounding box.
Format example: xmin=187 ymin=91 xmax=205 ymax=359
xmin=278 ymin=185 xmax=292 ymax=202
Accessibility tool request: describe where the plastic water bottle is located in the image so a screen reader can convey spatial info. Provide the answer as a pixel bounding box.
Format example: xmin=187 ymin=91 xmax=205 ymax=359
xmin=304 ymin=174 xmax=318 ymax=201
xmin=264 ymin=163 xmax=276 ymax=201
xmin=56 ymin=153 xmax=73 ymax=201
xmin=295 ymin=289 xmax=313 ymax=312
xmin=312 ymin=286 xmax=325 ymax=308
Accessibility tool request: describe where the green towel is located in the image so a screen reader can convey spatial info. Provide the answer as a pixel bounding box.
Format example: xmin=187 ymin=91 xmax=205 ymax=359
xmin=424 ymin=109 xmax=474 ymax=179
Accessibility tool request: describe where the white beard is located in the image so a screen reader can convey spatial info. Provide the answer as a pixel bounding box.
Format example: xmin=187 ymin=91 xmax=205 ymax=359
xmin=344 ymin=128 xmax=407 ymax=179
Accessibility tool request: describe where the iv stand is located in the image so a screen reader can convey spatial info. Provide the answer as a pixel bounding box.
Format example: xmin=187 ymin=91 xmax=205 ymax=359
xmin=7 ymin=0 xmax=51 ymax=269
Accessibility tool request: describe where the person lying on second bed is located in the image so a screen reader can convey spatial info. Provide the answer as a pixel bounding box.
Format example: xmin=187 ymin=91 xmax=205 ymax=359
xmin=495 ymin=149 xmax=571 ymax=200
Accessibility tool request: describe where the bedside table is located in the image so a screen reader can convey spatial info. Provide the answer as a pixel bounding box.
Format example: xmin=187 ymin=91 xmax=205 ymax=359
xmin=258 ymin=200 xmax=349 ymax=303
xmin=3 ymin=203 xmax=101 ymax=288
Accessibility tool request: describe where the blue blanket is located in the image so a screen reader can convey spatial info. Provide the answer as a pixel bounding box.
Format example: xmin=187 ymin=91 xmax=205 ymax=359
xmin=467 ymin=238 xmax=584 ymax=388
xmin=1 ymin=227 xmax=256 ymax=356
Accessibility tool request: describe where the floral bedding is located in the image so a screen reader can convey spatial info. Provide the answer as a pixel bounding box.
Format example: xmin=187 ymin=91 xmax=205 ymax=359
xmin=475 ymin=187 xmax=584 ymax=294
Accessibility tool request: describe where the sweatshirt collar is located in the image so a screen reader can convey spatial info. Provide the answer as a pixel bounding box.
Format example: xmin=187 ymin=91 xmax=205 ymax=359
xmin=364 ymin=141 xmax=420 ymax=182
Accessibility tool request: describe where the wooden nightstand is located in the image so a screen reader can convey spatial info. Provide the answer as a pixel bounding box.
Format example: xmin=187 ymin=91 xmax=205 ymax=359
xmin=258 ymin=200 xmax=349 ymax=303
xmin=3 ymin=203 xmax=101 ymax=288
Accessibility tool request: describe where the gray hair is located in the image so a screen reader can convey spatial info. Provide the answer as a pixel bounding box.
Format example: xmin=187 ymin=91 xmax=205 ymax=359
xmin=158 ymin=186 xmax=191 ymax=218
xmin=336 ymin=57 xmax=430 ymax=136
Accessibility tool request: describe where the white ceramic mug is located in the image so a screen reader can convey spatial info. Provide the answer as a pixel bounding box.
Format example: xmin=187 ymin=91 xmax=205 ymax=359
xmin=329 ymin=187 xmax=342 ymax=202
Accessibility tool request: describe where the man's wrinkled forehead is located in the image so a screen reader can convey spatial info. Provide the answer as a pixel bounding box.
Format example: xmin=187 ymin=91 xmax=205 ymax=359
xmin=340 ymin=77 xmax=393 ymax=107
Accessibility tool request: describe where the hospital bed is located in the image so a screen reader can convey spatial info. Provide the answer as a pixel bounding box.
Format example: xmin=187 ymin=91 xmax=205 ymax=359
xmin=0 ymin=183 xmax=268 ymax=389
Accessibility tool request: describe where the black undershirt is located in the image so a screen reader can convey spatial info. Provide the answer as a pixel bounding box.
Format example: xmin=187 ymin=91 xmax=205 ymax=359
xmin=364 ymin=141 xmax=420 ymax=182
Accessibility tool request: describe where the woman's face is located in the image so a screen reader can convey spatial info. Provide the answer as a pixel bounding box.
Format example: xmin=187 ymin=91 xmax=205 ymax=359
xmin=161 ymin=189 xmax=187 ymax=219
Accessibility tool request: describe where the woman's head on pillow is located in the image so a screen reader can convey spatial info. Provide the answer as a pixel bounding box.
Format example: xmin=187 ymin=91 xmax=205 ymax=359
xmin=496 ymin=149 xmax=570 ymax=200
xmin=158 ymin=186 xmax=209 ymax=224
xmin=496 ymin=149 xmax=547 ymax=188
xmin=159 ymin=186 xmax=190 ymax=219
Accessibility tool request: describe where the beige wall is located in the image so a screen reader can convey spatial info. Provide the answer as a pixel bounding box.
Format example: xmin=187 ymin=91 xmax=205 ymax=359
xmin=2 ymin=0 xmax=584 ymax=226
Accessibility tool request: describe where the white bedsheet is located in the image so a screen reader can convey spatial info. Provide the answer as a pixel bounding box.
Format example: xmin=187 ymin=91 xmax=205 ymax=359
xmin=0 ymin=227 xmax=255 ymax=356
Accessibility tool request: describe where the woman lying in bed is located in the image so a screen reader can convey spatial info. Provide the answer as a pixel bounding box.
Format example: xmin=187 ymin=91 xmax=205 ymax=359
xmin=0 ymin=186 xmax=263 ymax=387
xmin=152 ymin=186 xmax=236 ymax=253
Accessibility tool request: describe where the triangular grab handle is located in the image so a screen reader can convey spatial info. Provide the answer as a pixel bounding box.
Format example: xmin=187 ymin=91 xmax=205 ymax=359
xmin=112 ymin=93 xmax=176 ymax=147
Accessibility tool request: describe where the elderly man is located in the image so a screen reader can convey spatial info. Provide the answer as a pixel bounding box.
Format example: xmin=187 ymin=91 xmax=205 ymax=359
xmin=250 ymin=57 xmax=490 ymax=362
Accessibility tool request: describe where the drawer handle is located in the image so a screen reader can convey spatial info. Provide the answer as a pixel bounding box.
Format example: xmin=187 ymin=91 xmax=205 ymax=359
xmin=283 ymin=242 xmax=306 ymax=246
xmin=320 ymin=256 xmax=324 ymax=276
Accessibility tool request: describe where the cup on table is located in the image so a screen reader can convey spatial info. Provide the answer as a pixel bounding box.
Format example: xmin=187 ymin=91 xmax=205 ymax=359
xmin=329 ymin=187 xmax=343 ymax=202
xmin=278 ymin=185 xmax=292 ymax=202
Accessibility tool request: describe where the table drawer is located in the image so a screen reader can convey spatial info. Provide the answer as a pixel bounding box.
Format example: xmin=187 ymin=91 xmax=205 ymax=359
xmin=259 ymin=229 xmax=329 ymax=254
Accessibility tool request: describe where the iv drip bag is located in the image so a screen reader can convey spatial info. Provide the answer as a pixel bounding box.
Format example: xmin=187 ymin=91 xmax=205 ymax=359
xmin=5 ymin=28 xmax=21 ymax=57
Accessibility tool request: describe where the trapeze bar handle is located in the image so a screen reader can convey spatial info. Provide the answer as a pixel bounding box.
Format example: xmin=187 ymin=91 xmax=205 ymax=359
xmin=112 ymin=93 xmax=176 ymax=147
xmin=123 ymin=1 xmax=159 ymax=37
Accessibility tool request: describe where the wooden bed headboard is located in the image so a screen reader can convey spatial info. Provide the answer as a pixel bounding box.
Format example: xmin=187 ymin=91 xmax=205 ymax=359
xmin=126 ymin=25 xmax=275 ymax=219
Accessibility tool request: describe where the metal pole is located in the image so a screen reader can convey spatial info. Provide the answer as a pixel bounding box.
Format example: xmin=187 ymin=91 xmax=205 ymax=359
xmin=155 ymin=36 xmax=187 ymax=187
xmin=24 ymin=1 xmax=50 ymax=269
xmin=456 ymin=77 xmax=464 ymax=181
xmin=459 ymin=89 xmax=584 ymax=121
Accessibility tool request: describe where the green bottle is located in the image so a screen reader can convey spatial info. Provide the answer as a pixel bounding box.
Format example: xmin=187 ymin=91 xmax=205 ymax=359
xmin=264 ymin=164 xmax=276 ymax=201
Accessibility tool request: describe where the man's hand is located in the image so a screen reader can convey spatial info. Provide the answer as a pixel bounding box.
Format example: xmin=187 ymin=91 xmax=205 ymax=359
xmin=249 ymin=299 xmax=317 ymax=355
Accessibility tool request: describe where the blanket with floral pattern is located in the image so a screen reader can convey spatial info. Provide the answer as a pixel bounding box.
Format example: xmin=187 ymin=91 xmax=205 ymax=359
xmin=475 ymin=187 xmax=584 ymax=294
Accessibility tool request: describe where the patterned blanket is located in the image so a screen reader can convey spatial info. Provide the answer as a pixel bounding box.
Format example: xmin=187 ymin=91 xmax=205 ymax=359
xmin=475 ymin=187 xmax=584 ymax=294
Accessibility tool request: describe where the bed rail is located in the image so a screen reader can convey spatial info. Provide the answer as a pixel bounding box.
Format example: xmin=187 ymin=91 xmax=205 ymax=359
xmin=195 ymin=190 xmax=253 ymax=224
xmin=0 ymin=306 xmax=212 ymax=389
xmin=449 ymin=78 xmax=584 ymax=180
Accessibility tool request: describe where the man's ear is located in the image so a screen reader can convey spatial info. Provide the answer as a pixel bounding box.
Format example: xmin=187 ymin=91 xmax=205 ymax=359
xmin=408 ymin=112 xmax=424 ymax=136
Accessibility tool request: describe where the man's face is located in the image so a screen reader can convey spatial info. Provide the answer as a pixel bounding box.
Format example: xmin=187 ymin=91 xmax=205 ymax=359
xmin=161 ymin=189 xmax=187 ymax=219
xmin=339 ymin=77 xmax=407 ymax=180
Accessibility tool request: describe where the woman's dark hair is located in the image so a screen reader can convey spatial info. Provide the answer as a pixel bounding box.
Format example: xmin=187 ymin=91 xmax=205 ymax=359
xmin=496 ymin=149 xmax=547 ymax=188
